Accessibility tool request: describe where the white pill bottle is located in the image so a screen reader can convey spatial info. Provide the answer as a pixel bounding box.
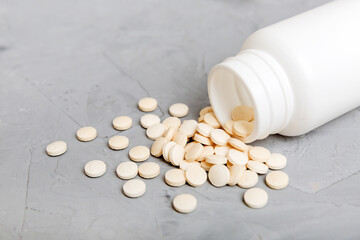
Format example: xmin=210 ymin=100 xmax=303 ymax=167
xmin=208 ymin=0 xmax=360 ymax=143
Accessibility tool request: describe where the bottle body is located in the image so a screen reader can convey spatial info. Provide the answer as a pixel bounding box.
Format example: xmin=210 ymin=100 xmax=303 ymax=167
xmin=208 ymin=0 xmax=360 ymax=143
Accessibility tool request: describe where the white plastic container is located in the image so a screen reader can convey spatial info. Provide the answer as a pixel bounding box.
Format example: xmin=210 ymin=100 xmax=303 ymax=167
xmin=208 ymin=0 xmax=360 ymax=143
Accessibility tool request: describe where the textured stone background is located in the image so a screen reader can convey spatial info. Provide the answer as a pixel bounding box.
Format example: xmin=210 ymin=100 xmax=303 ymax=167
xmin=1 ymin=0 xmax=360 ymax=239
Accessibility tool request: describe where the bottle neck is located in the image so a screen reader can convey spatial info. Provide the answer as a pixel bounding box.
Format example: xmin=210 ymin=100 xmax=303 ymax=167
xmin=208 ymin=49 xmax=294 ymax=143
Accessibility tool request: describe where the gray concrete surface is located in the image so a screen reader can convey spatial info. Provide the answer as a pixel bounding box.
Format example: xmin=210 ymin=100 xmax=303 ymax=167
xmin=1 ymin=0 xmax=359 ymax=239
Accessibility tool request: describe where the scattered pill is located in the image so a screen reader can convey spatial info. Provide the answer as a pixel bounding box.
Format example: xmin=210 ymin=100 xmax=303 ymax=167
xmin=76 ymin=126 xmax=97 ymax=142
xmin=163 ymin=117 xmax=182 ymax=130
xmin=265 ymin=171 xmax=289 ymax=190
xmin=227 ymin=149 xmax=248 ymax=166
xmin=169 ymin=103 xmax=189 ymax=117
xmin=146 ymin=123 xmax=166 ymax=140
xmin=266 ymin=153 xmax=287 ymax=170
xmin=162 ymin=141 xmax=177 ymax=162
xmin=173 ymin=194 xmax=197 ymax=214
xmin=112 ymin=116 xmax=132 ymax=130
xmin=184 ymin=142 xmax=197 ymax=153
xmin=231 ymin=105 xmax=254 ymax=122
xmin=197 ymin=145 xmax=214 ymax=161
xmin=169 ymin=144 xmax=185 ymax=167
xmin=205 ymin=155 xmax=227 ymax=165
xmin=84 ymin=160 xmax=106 ymax=178
xmin=163 ymin=127 xmax=176 ymax=141
xmin=214 ymin=145 xmax=231 ymax=157
xmin=247 ymin=160 xmax=269 ymax=174
xmin=185 ymin=143 xmax=204 ymax=162
xmin=151 ymin=137 xmax=168 ymax=157
xmin=237 ymin=170 xmax=258 ymax=188
xmin=116 ymin=161 xmax=138 ymax=180
xmin=228 ymin=138 xmax=248 ymax=152
xmin=228 ymin=165 xmax=246 ymax=186
xmin=108 ymin=135 xmax=129 ymax=150
xmin=123 ymin=179 xmax=146 ymax=198
xmin=165 ymin=169 xmax=186 ymax=187
xmin=203 ymin=112 xmax=221 ymax=128
xmin=196 ymin=122 xmax=214 ymax=137
xmin=129 ymin=145 xmax=150 ymax=162
xmin=233 ymin=120 xmax=254 ymax=138
xmin=199 ymin=106 xmax=213 ymax=116
xmin=223 ymin=120 xmax=234 ymax=135
xmin=138 ymin=97 xmax=157 ymax=112
xmin=208 ymin=164 xmax=230 ymax=187
xmin=249 ymin=146 xmax=271 ymax=162
xmin=179 ymin=160 xmax=201 ymax=171
xmin=46 ymin=141 xmax=67 ymax=156
xmin=200 ymin=161 xmax=213 ymax=171
xmin=243 ymin=188 xmax=268 ymax=209
xmin=140 ymin=114 xmax=160 ymax=128
xmin=185 ymin=165 xmax=207 ymax=187
xmin=179 ymin=120 xmax=198 ymax=138
xmin=138 ymin=162 xmax=160 ymax=179
xmin=210 ymin=128 xmax=230 ymax=146
xmin=172 ymin=131 xmax=188 ymax=147
xmin=193 ymin=133 xmax=213 ymax=146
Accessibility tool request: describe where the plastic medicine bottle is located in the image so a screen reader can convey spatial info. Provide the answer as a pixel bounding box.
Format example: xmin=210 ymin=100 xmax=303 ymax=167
xmin=208 ymin=0 xmax=360 ymax=143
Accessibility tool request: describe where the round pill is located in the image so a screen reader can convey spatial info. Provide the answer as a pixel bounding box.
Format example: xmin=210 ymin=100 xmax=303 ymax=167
xmin=165 ymin=169 xmax=186 ymax=187
xmin=196 ymin=122 xmax=213 ymax=137
xmin=185 ymin=165 xmax=207 ymax=187
xmin=228 ymin=138 xmax=248 ymax=152
xmin=84 ymin=160 xmax=106 ymax=178
xmin=249 ymin=146 xmax=271 ymax=162
xmin=162 ymin=117 xmax=181 ymax=130
xmin=173 ymin=194 xmax=197 ymax=214
xmin=172 ymin=131 xmax=188 ymax=147
xmin=237 ymin=170 xmax=258 ymax=188
xmin=123 ymin=179 xmax=146 ymax=198
xmin=112 ymin=116 xmax=132 ymax=130
xmin=140 ymin=114 xmax=160 ymax=128
xmin=129 ymin=146 xmax=150 ymax=162
xmin=205 ymin=155 xmax=227 ymax=165
xmin=196 ymin=146 xmax=214 ymax=162
xmin=116 ymin=161 xmax=138 ymax=180
xmin=199 ymin=106 xmax=213 ymax=116
xmin=233 ymin=120 xmax=254 ymax=138
xmin=46 ymin=141 xmax=67 ymax=157
xmin=210 ymin=129 xmax=230 ymax=146
xmin=169 ymin=144 xmax=185 ymax=167
xmin=247 ymin=160 xmax=269 ymax=174
xmin=266 ymin=153 xmax=287 ymax=170
xmin=179 ymin=160 xmax=201 ymax=171
xmin=169 ymin=103 xmax=189 ymax=118
xmin=146 ymin=123 xmax=166 ymax=140
xmin=162 ymin=141 xmax=177 ymax=162
xmin=108 ymin=135 xmax=129 ymax=150
xmin=208 ymin=164 xmax=230 ymax=187
xmin=184 ymin=142 xmax=197 ymax=153
xmin=138 ymin=162 xmax=160 ymax=179
xmin=223 ymin=120 xmax=234 ymax=135
xmin=203 ymin=112 xmax=220 ymax=128
xmin=151 ymin=137 xmax=168 ymax=157
xmin=185 ymin=143 xmax=204 ymax=162
xmin=231 ymin=105 xmax=254 ymax=122
xmin=227 ymin=149 xmax=248 ymax=166
xmin=243 ymin=188 xmax=268 ymax=209
xmin=214 ymin=145 xmax=231 ymax=157
xmin=265 ymin=171 xmax=289 ymax=190
xmin=138 ymin=97 xmax=157 ymax=112
xmin=76 ymin=126 xmax=97 ymax=142
xmin=193 ymin=133 xmax=213 ymax=146
xmin=228 ymin=165 xmax=246 ymax=186
xmin=179 ymin=120 xmax=198 ymax=138
xmin=163 ymin=127 xmax=176 ymax=141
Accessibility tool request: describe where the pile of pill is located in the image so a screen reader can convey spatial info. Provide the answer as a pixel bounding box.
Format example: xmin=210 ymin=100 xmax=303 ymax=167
xmin=46 ymin=97 xmax=289 ymax=214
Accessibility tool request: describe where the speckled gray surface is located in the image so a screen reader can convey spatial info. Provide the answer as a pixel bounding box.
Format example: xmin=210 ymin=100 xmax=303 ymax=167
xmin=1 ymin=0 xmax=360 ymax=239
